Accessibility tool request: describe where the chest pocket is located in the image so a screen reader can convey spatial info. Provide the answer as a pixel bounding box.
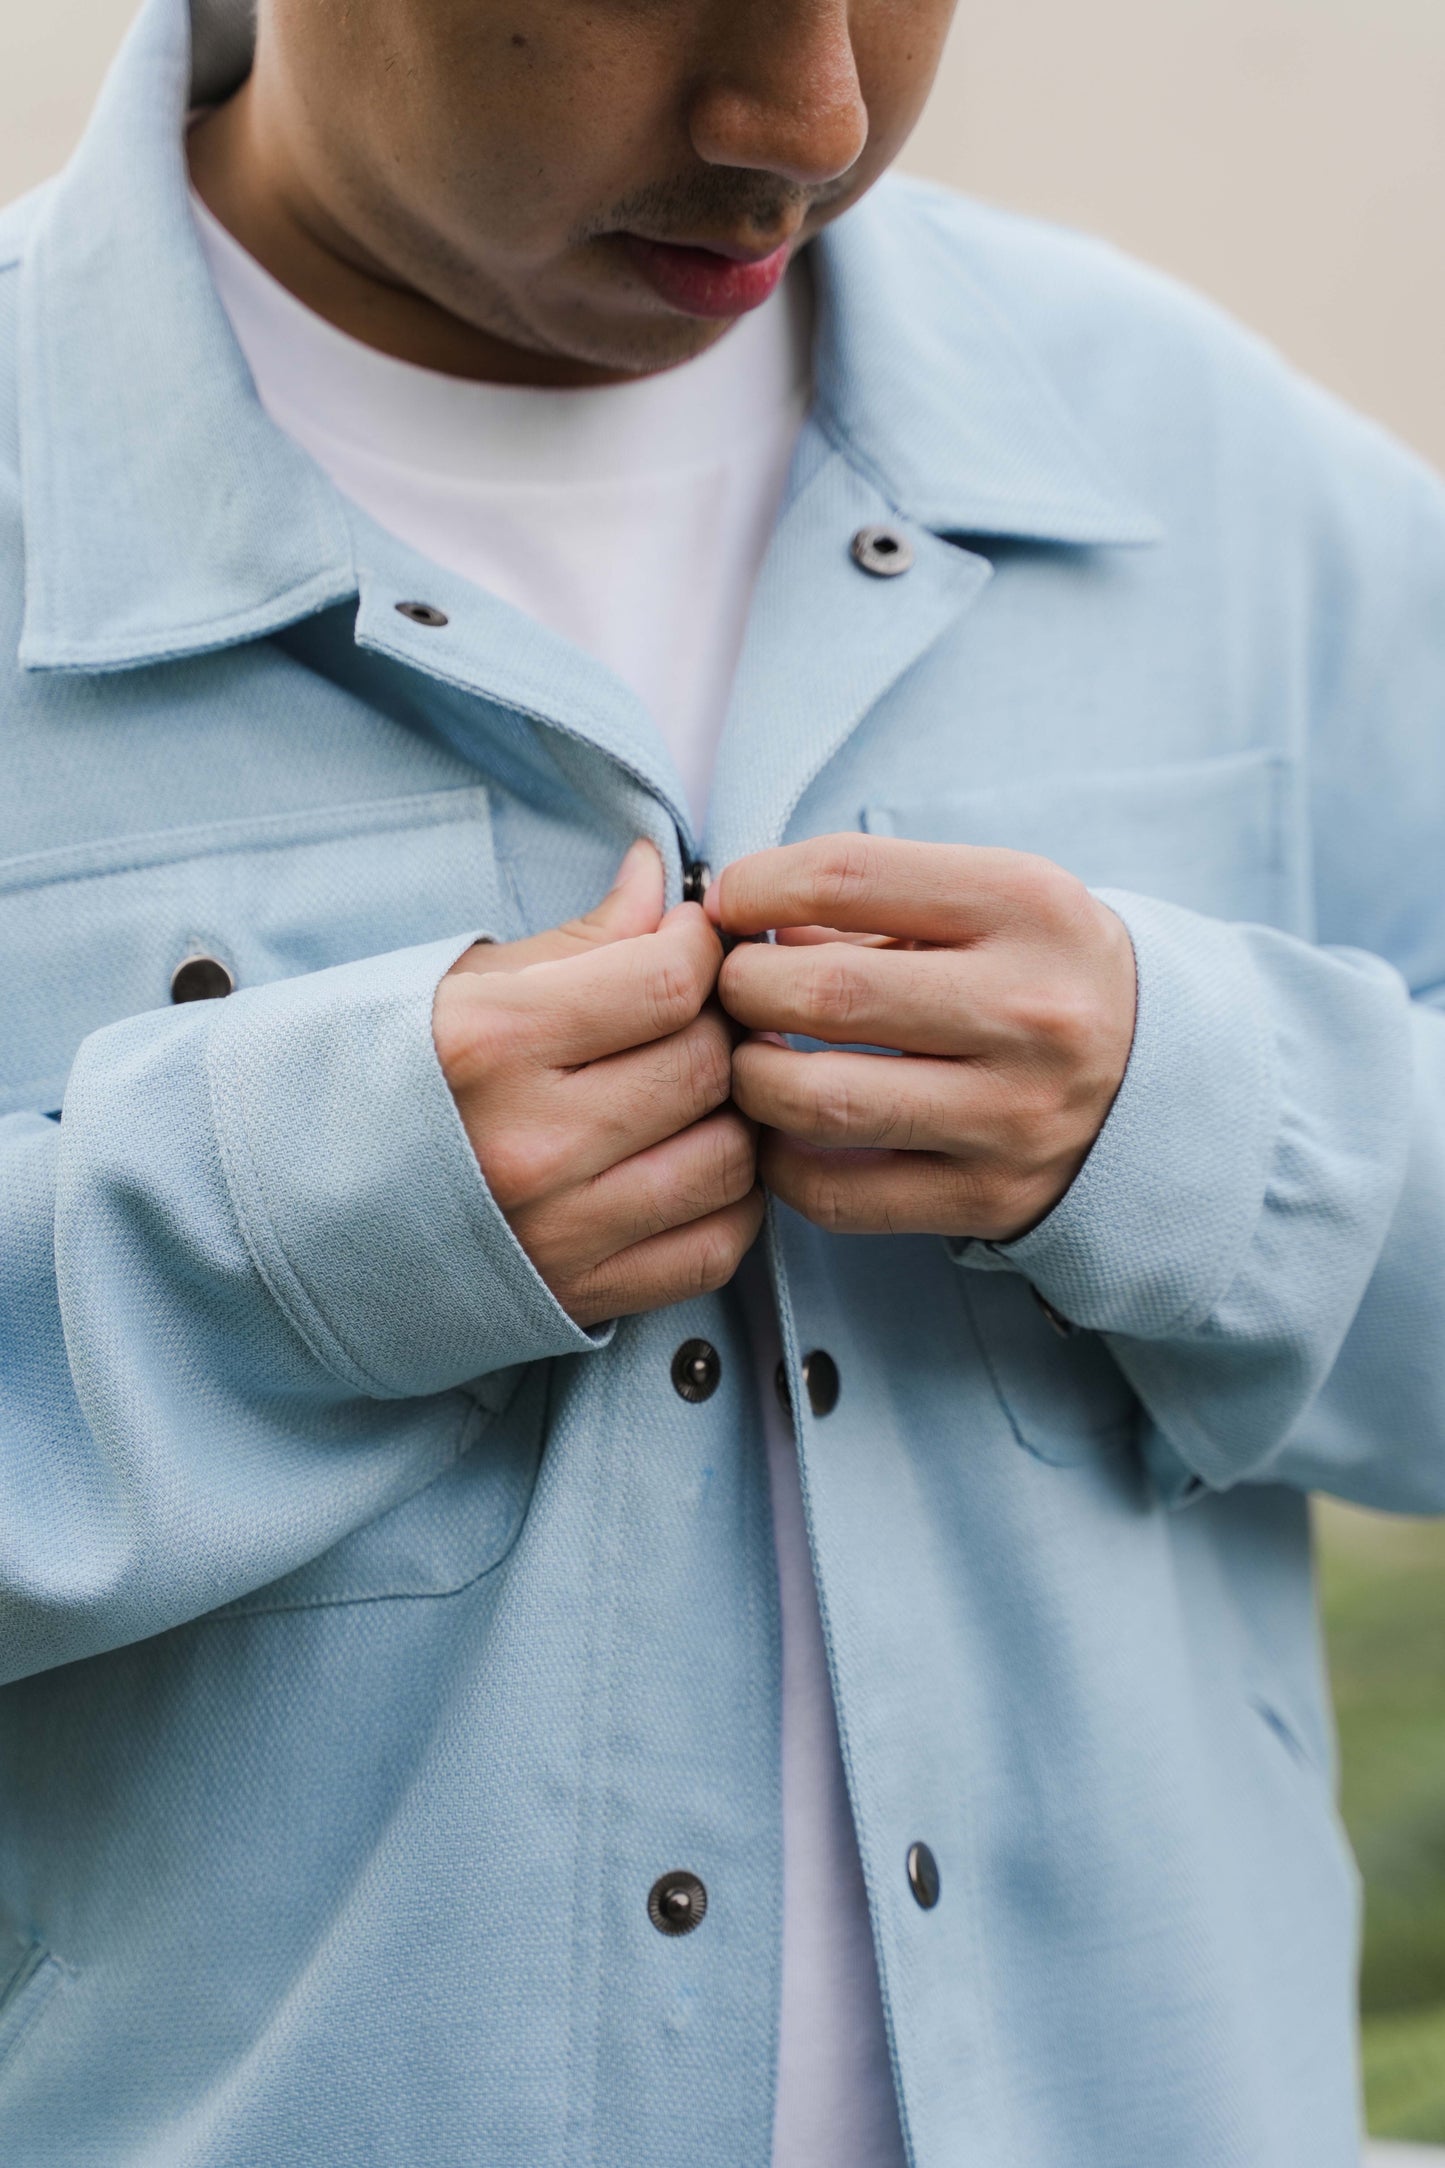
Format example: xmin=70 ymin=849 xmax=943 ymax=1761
xmin=215 ymin=1361 xmax=549 ymax=1615
xmin=862 ymin=747 xmax=1303 ymax=931
xmin=0 ymin=785 xmax=508 ymax=1119
xmin=865 ymin=749 xmax=1297 ymax=1469
xmin=2 ymin=782 xmax=535 ymax=1607
xmin=959 ymin=1271 xmax=1136 ymax=1467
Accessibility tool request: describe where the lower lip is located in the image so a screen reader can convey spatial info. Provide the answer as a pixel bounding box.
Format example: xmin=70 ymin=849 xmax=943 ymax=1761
xmin=622 ymin=236 xmax=791 ymax=318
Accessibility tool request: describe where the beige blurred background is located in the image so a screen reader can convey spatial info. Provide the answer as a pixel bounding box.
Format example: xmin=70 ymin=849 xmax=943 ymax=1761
xmin=4 ymin=0 xmax=1444 ymax=468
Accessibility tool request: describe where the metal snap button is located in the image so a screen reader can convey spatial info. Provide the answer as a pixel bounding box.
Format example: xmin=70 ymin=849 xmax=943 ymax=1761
xmin=395 ymin=600 xmax=450 ymax=627
xmin=774 ymin=1351 xmax=840 ymax=1419
xmin=170 ymin=954 xmax=236 ymax=1004
xmin=648 ymin=1870 xmax=708 ymax=1936
xmin=907 ymin=1841 xmax=941 ymax=1910
xmin=850 ymin=525 xmax=914 ymax=578
xmin=681 ymin=859 xmax=712 ymax=906
xmin=672 ymin=1339 xmax=721 ymax=1404
xmin=802 ymin=1350 xmax=840 ymax=1417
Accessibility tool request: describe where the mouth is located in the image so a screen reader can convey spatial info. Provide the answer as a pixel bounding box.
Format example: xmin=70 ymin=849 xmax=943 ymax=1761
xmin=620 ymin=234 xmax=793 ymax=318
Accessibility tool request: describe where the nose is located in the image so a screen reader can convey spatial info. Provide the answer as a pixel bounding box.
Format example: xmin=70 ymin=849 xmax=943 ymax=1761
xmin=688 ymin=0 xmax=869 ymax=190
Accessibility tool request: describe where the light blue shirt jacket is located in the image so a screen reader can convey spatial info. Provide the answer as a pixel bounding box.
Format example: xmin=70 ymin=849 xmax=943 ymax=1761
xmin=2 ymin=1 xmax=1442 ymax=2161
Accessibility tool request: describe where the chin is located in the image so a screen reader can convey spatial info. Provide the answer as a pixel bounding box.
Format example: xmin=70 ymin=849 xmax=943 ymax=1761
xmin=539 ymin=297 xmax=734 ymax=381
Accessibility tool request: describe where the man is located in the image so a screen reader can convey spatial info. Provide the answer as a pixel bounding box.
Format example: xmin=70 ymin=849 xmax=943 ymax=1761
xmin=0 ymin=0 xmax=1441 ymax=2159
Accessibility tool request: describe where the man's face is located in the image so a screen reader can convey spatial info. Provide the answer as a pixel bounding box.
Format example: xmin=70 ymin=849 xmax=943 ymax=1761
xmin=257 ymin=0 xmax=958 ymax=377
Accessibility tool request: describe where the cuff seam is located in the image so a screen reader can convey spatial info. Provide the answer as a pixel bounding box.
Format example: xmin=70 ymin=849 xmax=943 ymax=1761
xmin=206 ymin=999 xmax=401 ymax=1399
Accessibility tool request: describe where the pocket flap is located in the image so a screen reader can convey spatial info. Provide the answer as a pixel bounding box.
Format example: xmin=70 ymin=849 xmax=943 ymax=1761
xmin=0 ymin=786 xmax=505 ymax=1116
xmin=864 ymin=749 xmax=1300 ymax=927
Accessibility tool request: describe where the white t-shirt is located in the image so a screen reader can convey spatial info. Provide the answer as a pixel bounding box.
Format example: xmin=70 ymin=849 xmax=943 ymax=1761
xmin=194 ymin=193 xmax=907 ymax=2168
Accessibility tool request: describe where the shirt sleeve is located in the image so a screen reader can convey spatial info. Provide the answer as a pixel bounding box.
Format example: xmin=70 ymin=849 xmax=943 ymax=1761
xmin=954 ymin=407 xmax=1445 ymax=1516
xmin=0 ymin=933 xmax=604 ymax=1685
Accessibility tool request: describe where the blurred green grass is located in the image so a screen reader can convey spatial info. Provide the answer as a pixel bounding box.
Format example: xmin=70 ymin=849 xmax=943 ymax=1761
xmin=1318 ymin=1501 xmax=1445 ymax=2140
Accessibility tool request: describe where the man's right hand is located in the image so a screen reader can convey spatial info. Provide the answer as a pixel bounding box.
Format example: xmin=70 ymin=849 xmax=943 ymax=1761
xmin=432 ymin=841 xmax=763 ymax=1328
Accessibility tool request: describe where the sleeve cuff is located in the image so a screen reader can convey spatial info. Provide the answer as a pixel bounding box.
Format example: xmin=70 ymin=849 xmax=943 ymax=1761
xmin=207 ymin=934 xmax=609 ymax=1398
xmin=953 ymin=890 xmax=1278 ymax=1340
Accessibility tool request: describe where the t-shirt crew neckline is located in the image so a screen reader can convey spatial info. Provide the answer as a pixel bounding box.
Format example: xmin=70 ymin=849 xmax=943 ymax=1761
xmin=189 ymin=189 xmax=813 ymax=489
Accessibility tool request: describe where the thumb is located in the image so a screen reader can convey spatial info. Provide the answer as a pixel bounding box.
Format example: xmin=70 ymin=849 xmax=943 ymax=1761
xmin=449 ymin=840 xmax=666 ymax=979
xmin=564 ymin=838 xmax=667 ymax=948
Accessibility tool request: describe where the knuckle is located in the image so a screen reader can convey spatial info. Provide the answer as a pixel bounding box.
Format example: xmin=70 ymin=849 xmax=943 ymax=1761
xmin=1000 ymin=978 xmax=1090 ymax=1055
xmin=431 ymin=978 xmax=488 ymax=1083
xmin=680 ymin=1220 xmax=737 ymax=1299
xmin=870 ymin=1097 xmax=925 ymax=1151
xmin=810 ymin=1180 xmax=854 ymax=1234
xmin=439 ymin=989 xmax=532 ymax=1092
xmin=805 ymin=952 xmax=862 ymax=1031
xmin=572 ymin=1262 xmax=628 ymax=1321
xmin=809 ymin=1063 xmax=898 ymax=1147
xmin=716 ymin=948 xmax=754 ymax=1019
xmin=621 ymin=1162 xmax=676 ymax=1241
xmin=807 ymin=833 xmax=877 ymax=918
xmin=746 ymin=1053 xmax=800 ymax=1130
xmin=711 ymin=1115 xmax=759 ymax=1199
xmin=1015 ymin=855 xmax=1097 ymax=941
xmin=810 ymin=1069 xmax=860 ymax=1140
xmin=645 ymin=951 xmax=704 ymax=1038
xmin=1003 ymin=848 xmax=1069 ymax=908
xmin=953 ymin=1161 xmax=1035 ymax=1242
xmin=1040 ymin=985 xmax=1099 ymax=1054
xmin=793 ymin=1159 xmax=853 ymax=1233
xmin=479 ymin=1124 xmax=564 ymax=1211
xmin=679 ymin=1018 xmax=733 ymax=1111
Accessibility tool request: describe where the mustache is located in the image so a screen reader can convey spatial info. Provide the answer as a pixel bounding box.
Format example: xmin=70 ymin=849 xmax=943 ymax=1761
xmin=584 ymin=166 xmax=855 ymax=245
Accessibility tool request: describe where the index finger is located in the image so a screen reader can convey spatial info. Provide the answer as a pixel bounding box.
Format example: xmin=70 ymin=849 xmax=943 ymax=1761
xmin=483 ymin=903 xmax=721 ymax=1067
xmin=708 ymin=834 xmax=1040 ymax=944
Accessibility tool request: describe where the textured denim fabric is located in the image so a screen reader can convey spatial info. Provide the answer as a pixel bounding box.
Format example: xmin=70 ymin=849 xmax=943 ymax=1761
xmin=0 ymin=0 xmax=1442 ymax=2160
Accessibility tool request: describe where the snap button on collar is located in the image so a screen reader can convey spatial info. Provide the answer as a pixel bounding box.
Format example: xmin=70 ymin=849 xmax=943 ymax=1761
xmin=850 ymin=525 xmax=914 ymax=578
xmin=395 ymin=600 xmax=450 ymax=628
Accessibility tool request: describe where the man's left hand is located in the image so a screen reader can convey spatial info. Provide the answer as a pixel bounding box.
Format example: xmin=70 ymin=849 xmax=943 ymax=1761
xmin=708 ymin=834 xmax=1137 ymax=1242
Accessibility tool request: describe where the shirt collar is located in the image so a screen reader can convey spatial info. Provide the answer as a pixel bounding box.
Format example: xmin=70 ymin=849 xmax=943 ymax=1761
xmin=17 ymin=0 xmax=355 ymax=674
xmin=811 ymin=183 xmax=1162 ymax=548
xmin=16 ymin=0 xmax=1158 ymax=677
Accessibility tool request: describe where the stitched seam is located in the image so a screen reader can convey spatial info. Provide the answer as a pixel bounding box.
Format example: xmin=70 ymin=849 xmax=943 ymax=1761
xmin=0 ymin=787 xmax=493 ymax=898
xmin=200 ymin=1397 xmax=559 ymax=1617
xmin=205 ymin=1009 xmax=392 ymax=1398
xmin=767 ymin=1210 xmax=935 ymax=2168
xmin=359 ymin=641 xmax=655 ymax=782
xmin=24 ymin=571 xmax=355 ymax=673
xmin=562 ymin=1355 xmax=623 ymax=2168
